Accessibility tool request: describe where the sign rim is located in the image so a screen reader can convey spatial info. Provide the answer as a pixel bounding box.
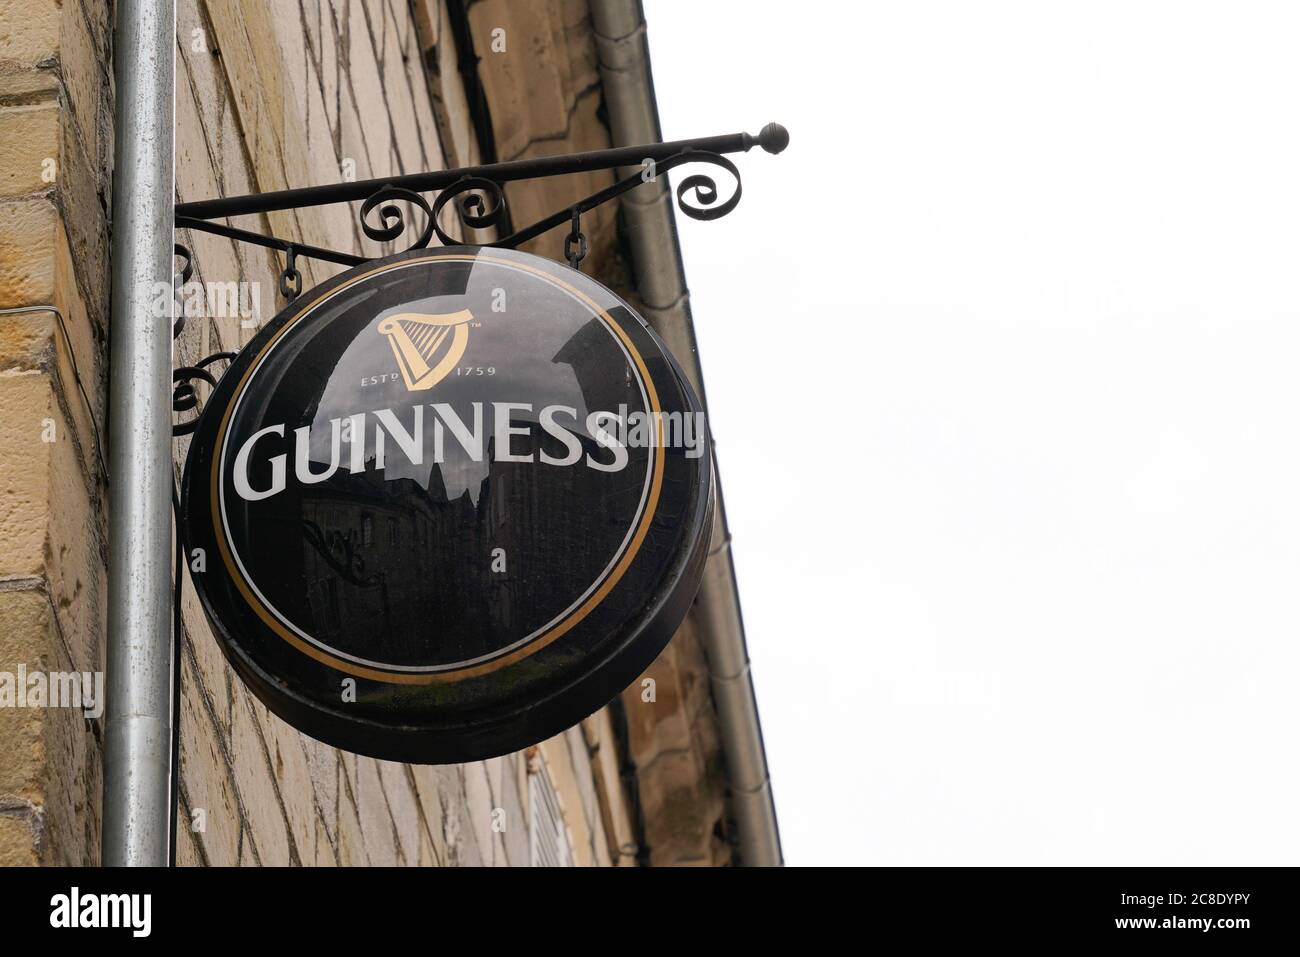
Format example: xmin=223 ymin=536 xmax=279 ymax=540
xmin=180 ymin=245 xmax=714 ymax=763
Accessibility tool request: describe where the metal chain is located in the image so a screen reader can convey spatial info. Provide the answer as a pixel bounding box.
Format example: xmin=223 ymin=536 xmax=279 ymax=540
xmin=564 ymin=208 xmax=588 ymax=270
xmin=279 ymin=245 xmax=302 ymax=300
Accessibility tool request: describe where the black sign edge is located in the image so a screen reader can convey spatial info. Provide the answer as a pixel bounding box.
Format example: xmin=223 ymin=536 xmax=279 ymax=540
xmin=179 ymin=246 xmax=715 ymax=764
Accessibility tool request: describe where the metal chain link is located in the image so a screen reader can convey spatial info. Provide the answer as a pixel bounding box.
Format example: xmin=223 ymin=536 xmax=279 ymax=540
xmin=564 ymin=208 xmax=588 ymax=270
xmin=279 ymin=245 xmax=302 ymax=300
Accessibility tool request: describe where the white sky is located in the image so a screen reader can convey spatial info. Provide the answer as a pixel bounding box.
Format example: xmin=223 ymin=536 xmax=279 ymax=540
xmin=644 ymin=0 xmax=1300 ymax=865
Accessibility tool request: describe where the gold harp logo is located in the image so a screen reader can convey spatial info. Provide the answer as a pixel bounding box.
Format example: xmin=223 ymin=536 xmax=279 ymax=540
xmin=376 ymin=310 xmax=475 ymax=392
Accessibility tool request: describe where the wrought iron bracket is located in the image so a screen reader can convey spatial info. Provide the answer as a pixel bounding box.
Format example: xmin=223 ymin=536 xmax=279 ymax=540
xmin=170 ymin=123 xmax=788 ymax=434
xmin=174 ymin=123 xmax=787 ymax=274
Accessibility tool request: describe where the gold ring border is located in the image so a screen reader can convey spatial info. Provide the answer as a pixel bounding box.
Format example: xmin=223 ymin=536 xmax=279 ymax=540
xmin=211 ymin=253 xmax=665 ymax=685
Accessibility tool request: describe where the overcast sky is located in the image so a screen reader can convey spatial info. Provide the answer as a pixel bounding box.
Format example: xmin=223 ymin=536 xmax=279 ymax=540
xmin=644 ymin=0 xmax=1300 ymax=865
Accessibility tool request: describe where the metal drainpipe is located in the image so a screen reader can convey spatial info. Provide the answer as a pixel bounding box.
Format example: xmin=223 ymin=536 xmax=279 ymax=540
xmin=102 ymin=0 xmax=177 ymax=866
xmin=589 ymin=0 xmax=784 ymax=865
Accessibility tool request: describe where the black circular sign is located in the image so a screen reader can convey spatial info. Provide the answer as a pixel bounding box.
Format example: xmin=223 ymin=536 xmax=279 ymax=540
xmin=182 ymin=246 xmax=713 ymax=763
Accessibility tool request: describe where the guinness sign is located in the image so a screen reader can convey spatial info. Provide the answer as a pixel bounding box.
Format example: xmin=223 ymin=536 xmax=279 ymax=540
xmin=182 ymin=247 xmax=714 ymax=763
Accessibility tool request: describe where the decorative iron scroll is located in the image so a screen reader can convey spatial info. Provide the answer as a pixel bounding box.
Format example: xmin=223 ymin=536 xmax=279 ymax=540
xmin=171 ymin=244 xmax=194 ymax=338
xmin=172 ymin=351 xmax=236 ymax=436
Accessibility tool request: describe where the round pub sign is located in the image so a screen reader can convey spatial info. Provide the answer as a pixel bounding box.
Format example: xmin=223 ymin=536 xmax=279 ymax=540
xmin=182 ymin=246 xmax=714 ymax=763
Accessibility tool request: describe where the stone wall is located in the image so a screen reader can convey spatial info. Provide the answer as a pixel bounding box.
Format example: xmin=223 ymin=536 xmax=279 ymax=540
xmin=0 ymin=0 xmax=113 ymax=866
xmin=0 ymin=0 xmax=733 ymax=867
